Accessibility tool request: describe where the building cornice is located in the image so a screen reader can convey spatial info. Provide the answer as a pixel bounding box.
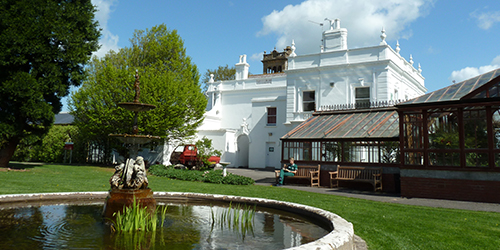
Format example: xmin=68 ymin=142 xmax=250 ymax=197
xmin=219 ymin=85 xmax=287 ymax=94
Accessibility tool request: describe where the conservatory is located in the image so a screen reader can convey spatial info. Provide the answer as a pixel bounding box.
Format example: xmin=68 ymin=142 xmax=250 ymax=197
xmin=280 ymin=105 xmax=402 ymax=191
xmin=397 ymin=68 xmax=500 ymax=203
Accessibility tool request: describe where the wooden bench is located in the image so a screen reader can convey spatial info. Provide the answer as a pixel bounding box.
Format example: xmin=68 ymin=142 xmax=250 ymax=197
xmin=329 ymin=166 xmax=382 ymax=191
xmin=275 ymin=164 xmax=320 ymax=187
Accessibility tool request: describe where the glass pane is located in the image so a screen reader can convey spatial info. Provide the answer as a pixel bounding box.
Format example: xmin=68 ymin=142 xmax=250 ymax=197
xmin=463 ymin=108 xmax=488 ymax=149
xmin=403 ymin=113 xmax=423 ymax=149
xmin=492 ymin=109 xmax=500 ymax=149
xmin=343 ymin=142 xmax=356 ymax=162
xmin=489 ymin=84 xmax=500 ymax=98
xmin=365 ymin=142 xmax=380 ymax=163
xmin=428 ymin=110 xmax=459 ymax=149
xmin=404 ymin=152 xmax=423 ymax=165
xmin=495 ymin=152 xmax=500 ymax=167
xmin=267 ymin=116 xmax=276 ymax=124
xmin=429 ymin=152 xmax=460 ymax=167
xmin=380 ymin=141 xmax=400 ymax=163
xmin=465 ymin=152 xmax=489 ymax=167
xmin=322 ymin=141 xmax=342 ymax=162
xmin=283 ymin=143 xmax=289 ymax=160
xmin=343 ymin=141 xmax=378 ymax=163
xmin=303 ymin=91 xmax=315 ymax=101
xmin=267 ymin=107 xmax=276 ymax=115
xmin=303 ymin=142 xmax=312 ymax=161
xmin=312 ymin=142 xmax=321 ymax=161
xmin=303 ymin=102 xmax=315 ymax=112
xmin=355 ymin=87 xmax=370 ymax=98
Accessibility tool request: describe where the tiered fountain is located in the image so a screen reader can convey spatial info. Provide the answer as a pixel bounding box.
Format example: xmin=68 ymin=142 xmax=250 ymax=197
xmin=104 ymin=70 xmax=161 ymax=219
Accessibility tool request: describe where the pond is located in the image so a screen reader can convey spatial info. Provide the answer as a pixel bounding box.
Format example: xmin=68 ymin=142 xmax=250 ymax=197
xmin=0 ymin=200 xmax=329 ymax=249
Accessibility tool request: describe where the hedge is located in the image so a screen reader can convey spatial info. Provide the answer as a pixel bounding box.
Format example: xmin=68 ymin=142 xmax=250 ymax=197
xmin=148 ymin=165 xmax=255 ymax=185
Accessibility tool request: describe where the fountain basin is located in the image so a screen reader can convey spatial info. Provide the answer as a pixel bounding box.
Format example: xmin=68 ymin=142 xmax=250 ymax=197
xmin=0 ymin=192 xmax=355 ymax=249
xmin=118 ymin=102 xmax=156 ymax=112
xmin=108 ymin=134 xmax=161 ymax=145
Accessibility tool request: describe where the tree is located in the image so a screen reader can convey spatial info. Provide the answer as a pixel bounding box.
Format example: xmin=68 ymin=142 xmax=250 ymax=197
xmin=0 ymin=0 xmax=100 ymax=168
xmin=12 ymin=125 xmax=78 ymax=163
xmin=70 ymin=24 xmax=207 ymax=161
xmin=201 ymin=65 xmax=236 ymax=92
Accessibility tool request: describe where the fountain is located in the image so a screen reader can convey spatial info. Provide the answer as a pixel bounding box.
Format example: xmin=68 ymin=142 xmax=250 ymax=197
xmin=104 ymin=70 xmax=160 ymax=219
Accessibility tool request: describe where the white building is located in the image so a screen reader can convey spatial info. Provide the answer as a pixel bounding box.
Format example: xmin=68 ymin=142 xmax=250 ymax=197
xmin=197 ymin=19 xmax=426 ymax=169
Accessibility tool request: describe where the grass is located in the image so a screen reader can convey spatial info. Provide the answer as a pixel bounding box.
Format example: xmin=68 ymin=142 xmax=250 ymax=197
xmin=1 ymin=163 xmax=500 ymax=249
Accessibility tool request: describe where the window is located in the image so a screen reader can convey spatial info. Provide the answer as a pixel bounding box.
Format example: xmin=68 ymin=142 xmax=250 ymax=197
xmin=283 ymin=140 xmax=399 ymax=164
xmin=267 ymin=107 xmax=277 ymax=125
xmin=355 ymin=87 xmax=370 ymax=108
xmin=427 ymin=109 xmax=460 ymax=167
xmin=303 ymin=91 xmax=315 ymax=112
xmin=402 ymin=113 xmax=424 ymax=165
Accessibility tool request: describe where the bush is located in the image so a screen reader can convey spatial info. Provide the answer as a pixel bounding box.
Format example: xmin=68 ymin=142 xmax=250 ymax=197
xmin=12 ymin=125 xmax=78 ymax=163
xmin=148 ymin=165 xmax=254 ymax=185
xmin=195 ymin=137 xmax=222 ymax=169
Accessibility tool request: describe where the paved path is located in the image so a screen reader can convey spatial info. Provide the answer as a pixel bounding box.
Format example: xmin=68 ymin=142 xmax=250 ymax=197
xmin=227 ymin=168 xmax=500 ymax=213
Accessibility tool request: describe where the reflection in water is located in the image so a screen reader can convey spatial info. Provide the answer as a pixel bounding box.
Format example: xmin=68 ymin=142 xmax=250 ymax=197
xmin=0 ymin=203 xmax=328 ymax=249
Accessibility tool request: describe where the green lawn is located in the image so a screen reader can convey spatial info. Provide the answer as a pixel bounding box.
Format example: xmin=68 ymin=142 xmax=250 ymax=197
xmin=1 ymin=163 xmax=499 ymax=249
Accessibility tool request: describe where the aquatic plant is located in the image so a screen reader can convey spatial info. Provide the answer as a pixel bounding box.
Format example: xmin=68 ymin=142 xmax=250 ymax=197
xmin=110 ymin=198 xmax=167 ymax=232
xmin=210 ymin=202 xmax=256 ymax=239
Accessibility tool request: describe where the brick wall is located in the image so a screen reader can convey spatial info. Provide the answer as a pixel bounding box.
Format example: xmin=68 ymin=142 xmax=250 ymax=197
xmin=401 ymin=177 xmax=500 ymax=203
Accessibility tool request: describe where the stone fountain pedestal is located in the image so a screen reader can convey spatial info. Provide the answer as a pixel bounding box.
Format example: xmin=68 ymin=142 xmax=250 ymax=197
xmin=103 ymin=188 xmax=156 ymax=220
xmin=103 ymin=70 xmax=159 ymax=221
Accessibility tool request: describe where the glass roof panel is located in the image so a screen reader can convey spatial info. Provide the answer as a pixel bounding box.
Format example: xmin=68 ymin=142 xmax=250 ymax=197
xmin=490 ymin=84 xmax=500 ymax=98
xmin=399 ymin=68 xmax=500 ymax=105
xmin=282 ymin=110 xmax=399 ymax=140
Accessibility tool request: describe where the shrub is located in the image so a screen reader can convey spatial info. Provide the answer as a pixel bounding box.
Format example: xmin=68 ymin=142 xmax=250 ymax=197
xmin=195 ymin=137 xmax=222 ymax=168
xmin=148 ymin=165 xmax=254 ymax=185
xmin=12 ymin=125 xmax=78 ymax=163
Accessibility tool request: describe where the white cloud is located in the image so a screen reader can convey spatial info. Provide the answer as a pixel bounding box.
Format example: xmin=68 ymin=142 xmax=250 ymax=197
xmin=257 ymin=0 xmax=433 ymax=55
xmin=91 ymin=0 xmax=120 ymax=57
xmin=492 ymin=55 xmax=500 ymax=65
xmin=250 ymin=52 xmax=264 ymax=62
xmin=449 ymin=57 xmax=500 ymax=83
xmin=470 ymin=9 xmax=500 ymax=30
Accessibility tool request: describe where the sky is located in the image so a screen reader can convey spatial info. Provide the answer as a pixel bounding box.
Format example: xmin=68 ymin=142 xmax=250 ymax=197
xmin=64 ymin=0 xmax=500 ymax=111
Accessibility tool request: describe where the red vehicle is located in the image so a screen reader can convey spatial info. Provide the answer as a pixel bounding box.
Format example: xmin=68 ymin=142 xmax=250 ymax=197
xmin=171 ymin=144 xmax=220 ymax=167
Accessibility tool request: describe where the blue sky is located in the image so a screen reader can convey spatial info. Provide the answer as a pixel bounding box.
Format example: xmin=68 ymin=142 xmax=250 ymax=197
xmin=66 ymin=0 xmax=500 ymax=110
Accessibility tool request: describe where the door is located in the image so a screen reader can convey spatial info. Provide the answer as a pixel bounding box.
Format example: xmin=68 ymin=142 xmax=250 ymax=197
xmin=266 ymin=142 xmax=276 ymax=168
xmin=236 ymin=135 xmax=249 ymax=168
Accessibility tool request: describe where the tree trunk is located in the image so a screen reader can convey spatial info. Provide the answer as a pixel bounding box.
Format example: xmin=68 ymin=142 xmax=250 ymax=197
xmin=0 ymin=137 xmax=20 ymax=168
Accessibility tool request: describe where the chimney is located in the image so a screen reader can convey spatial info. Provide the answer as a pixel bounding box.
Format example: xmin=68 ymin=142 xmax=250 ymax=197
xmin=235 ymin=54 xmax=249 ymax=80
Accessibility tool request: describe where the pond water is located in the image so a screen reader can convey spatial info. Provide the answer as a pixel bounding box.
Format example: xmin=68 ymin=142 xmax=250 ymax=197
xmin=0 ymin=201 xmax=329 ymax=249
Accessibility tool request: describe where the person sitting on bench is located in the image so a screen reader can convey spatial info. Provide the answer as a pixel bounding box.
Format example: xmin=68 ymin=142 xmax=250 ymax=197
xmin=276 ymin=157 xmax=297 ymax=186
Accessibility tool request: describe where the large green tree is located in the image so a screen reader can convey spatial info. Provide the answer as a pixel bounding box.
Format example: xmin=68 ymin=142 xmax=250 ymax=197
xmin=201 ymin=65 xmax=236 ymax=92
xmin=0 ymin=0 xmax=100 ymax=167
xmin=70 ymin=24 xmax=207 ymax=161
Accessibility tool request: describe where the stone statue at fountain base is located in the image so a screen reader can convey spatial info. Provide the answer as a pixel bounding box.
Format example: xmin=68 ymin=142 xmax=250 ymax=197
xmin=109 ymin=156 xmax=148 ymax=190
xmin=104 ymin=156 xmax=155 ymax=220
